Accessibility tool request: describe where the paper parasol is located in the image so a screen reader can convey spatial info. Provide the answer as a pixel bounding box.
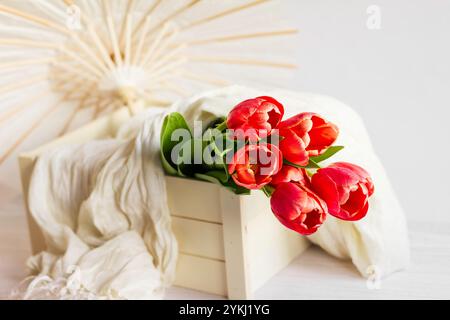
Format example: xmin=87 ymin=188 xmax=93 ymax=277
xmin=0 ymin=0 xmax=298 ymax=166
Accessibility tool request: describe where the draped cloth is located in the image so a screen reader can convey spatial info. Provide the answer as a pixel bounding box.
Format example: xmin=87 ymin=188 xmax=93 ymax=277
xmin=13 ymin=86 xmax=409 ymax=299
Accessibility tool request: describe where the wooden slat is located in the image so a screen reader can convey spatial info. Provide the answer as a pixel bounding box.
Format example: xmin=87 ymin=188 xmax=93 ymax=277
xmin=172 ymin=216 xmax=225 ymax=261
xmin=187 ymin=55 xmax=297 ymax=69
xmin=185 ymin=29 xmax=298 ymax=45
xmin=185 ymin=0 xmax=270 ymax=29
xmin=242 ymin=191 xmax=310 ymax=290
xmin=174 ymin=254 xmax=227 ymax=296
xmin=166 ymin=176 xmax=222 ymax=223
xmin=219 ymin=188 xmax=252 ymax=299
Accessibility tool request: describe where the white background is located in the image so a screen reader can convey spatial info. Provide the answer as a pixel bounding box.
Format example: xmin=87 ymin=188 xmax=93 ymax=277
xmin=281 ymin=0 xmax=450 ymax=225
xmin=2 ymin=0 xmax=449 ymax=221
xmin=1 ymin=0 xmax=449 ymax=299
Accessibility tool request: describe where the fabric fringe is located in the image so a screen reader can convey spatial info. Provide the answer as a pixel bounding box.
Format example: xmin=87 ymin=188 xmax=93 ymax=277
xmin=9 ymin=266 xmax=121 ymax=300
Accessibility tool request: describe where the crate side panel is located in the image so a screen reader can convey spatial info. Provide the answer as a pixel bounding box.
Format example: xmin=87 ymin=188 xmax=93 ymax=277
xmin=166 ymin=176 xmax=222 ymax=223
xmin=174 ymin=254 xmax=227 ymax=296
xmin=241 ymin=191 xmax=310 ymax=290
xmin=172 ymin=216 xmax=225 ymax=261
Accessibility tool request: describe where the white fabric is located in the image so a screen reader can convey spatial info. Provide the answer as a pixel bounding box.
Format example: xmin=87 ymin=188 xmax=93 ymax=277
xmin=19 ymin=86 xmax=409 ymax=299
xmin=23 ymin=113 xmax=177 ymax=300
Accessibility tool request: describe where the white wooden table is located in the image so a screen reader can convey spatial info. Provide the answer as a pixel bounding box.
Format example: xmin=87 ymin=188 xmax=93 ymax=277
xmin=1 ymin=180 xmax=450 ymax=300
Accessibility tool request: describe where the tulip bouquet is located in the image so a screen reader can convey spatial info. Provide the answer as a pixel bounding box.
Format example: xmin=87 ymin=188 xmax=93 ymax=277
xmin=160 ymin=97 xmax=374 ymax=235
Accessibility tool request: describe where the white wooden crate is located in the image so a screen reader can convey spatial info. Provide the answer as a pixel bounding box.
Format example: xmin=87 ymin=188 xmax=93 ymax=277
xmin=18 ymin=108 xmax=310 ymax=299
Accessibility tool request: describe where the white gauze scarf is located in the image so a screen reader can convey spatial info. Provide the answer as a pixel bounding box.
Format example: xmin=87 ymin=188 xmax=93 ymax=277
xmin=14 ymin=86 xmax=409 ymax=299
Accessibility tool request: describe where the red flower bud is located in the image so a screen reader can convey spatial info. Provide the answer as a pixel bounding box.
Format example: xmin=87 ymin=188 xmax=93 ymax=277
xmin=311 ymin=162 xmax=374 ymax=221
xmin=270 ymin=165 xmax=309 ymax=187
xmin=227 ymin=96 xmax=284 ymax=140
xmin=270 ymin=182 xmax=327 ymax=235
xmin=278 ymin=113 xmax=339 ymax=165
xmin=228 ymin=143 xmax=282 ymax=189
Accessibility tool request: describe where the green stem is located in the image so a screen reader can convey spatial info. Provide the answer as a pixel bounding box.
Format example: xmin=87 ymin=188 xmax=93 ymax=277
xmin=215 ymin=120 xmax=228 ymax=132
xmin=283 ymin=159 xmax=321 ymax=169
xmin=305 ymin=169 xmax=316 ymax=177
xmin=261 ymin=185 xmax=275 ymax=197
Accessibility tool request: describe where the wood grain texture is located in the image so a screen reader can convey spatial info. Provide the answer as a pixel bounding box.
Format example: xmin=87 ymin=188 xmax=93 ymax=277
xmin=2 ymin=188 xmax=450 ymax=299
xmin=219 ymin=188 xmax=252 ymax=299
xmin=7 ymin=182 xmax=444 ymax=293
xmin=174 ymin=254 xmax=227 ymax=297
xmin=242 ymin=189 xmax=310 ymax=291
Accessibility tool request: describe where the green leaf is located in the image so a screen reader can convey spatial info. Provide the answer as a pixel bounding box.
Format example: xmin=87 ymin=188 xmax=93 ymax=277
xmin=170 ymin=172 xmax=249 ymax=195
xmin=161 ymin=153 xmax=178 ymax=175
xmin=176 ymin=138 xmax=207 ymax=177
xmin=310 ymin=146 xmax=344 ymax=163
xmin=305 ymin=169 xmax=315 ymax=177
xmin=283 ymin=159 xmax=321 ymax=169
xmin=194 ymin=171 xmax=250 ymax=195
xmin=194 ymin=171 xmax=228 ymax=184
xmin=261 ymin=185 xmax=275 ymax=197
xmin=225 ymin=182 xmax=251 ymax=195
xmin=201 ymin=133 xmax=233 ymax=181
xmin=215 ymin=120 xmax=228 ymax=132
xmin=307 ymin=158 xmax=321 ymax=169
xmin=204 ymin=116 xmax=226 ymax=134
xmin=160 ymin=112 xmax=192 ymax=175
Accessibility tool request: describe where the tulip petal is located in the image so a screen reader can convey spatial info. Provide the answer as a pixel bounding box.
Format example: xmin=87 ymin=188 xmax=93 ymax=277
xmin=311 ymin=162 xmax=374 ymax=221
xmin=228 ymin=143 xmax=281 ymax=190
xmin=271 ymin=182 xmax=303 ymax=220
xmin=270 ymin=182 xmax=326 ymax=235
xmin=271 ymin=166 xmax=308 ymax=185
xmin=311 ymin=171 xmax=341 ymax=216
xmin=279 ymin=131 xmax=309 ymax=166
xmin=258 ymin=98 xmax=283 ymax=130
xmin=330 ymin=162 xmax=374 ymax=196
xmin=227 ymin=96 xmax=284 ymax=139
xmin=279 ymin=112 xmax=313 ymax=131
xmin=339 ymin=183 xmax=370 ymax=221
xmin=316 ymin=167 xmax=360 ymax=203
xmin=280 ymin=113 xmax=339 ymax=156
xmin=301 ymin=210 xmax=324 ymax=232
xmin=307 ymin=121 xmax=339 ymax=156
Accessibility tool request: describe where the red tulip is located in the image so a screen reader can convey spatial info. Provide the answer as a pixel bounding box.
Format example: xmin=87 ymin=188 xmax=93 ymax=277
xmin=270 ymin=165 xmax=309 ymax=187
xmin=278 ymin=113 xmax=339 ymax=165
xmin=311 ymin=162 xmax=374 ymax=221
xmin=270 ymin=182 xmax=327 ymax=235
xmin=227 ymin=96 xmax=284 ymax=140
xmin=228 ymin=143 xmax=282 ymax=189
